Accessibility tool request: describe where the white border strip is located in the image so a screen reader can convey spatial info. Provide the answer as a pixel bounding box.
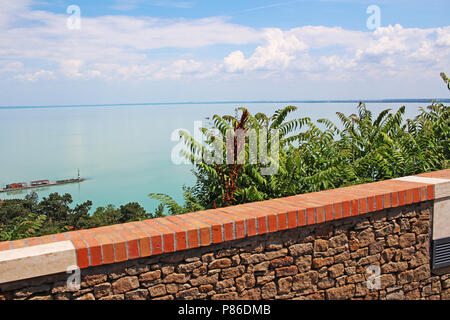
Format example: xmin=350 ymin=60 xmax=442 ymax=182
xmin=395 ymin=176 xmax=450 ymax=240
xmin=0 ymin=240 xmax=77 ymax=284
xmin=395 ymin=176 xmax=450 ymax=199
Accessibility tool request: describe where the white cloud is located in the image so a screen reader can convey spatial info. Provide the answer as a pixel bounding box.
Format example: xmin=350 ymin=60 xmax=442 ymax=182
xmin=0 ymin=12 xmax=260 ymax=59
xmin=0 ymin=0 xmax=33 ymax=28
xmin=436 ymin=27 xmax=450 ymax=46
xmin=14 ymin=70 xmax=55 ymax=82
xmin=0 ymin=61 xmax=25 ymax=73
xmin=290 ymin=26 xmax=367 ymax=49
xmin=0 ymin=2 xmax=449 ymax=83
xmin=60 ymin=59 xmax=84 ymax=78
xmin=224 ymin=51 xmax=247 ymax=73
xmin=221 ymin=24 xmax=450 ymax=80
xmin=224 ymin=28 xmax=308 ymax=73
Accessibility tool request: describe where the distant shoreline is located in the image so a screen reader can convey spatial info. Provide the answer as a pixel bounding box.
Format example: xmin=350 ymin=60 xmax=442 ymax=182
xmin=0 ymin=98 xmax=449 ymax=110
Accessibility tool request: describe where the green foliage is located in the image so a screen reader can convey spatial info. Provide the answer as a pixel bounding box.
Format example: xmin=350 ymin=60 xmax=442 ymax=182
xmin=149 ymin=186 xmax=205 ymax=215
xmin=1 ymin=73 xmax=448 ymax=241
xmin=149 ymin=193 xmax=187 ymax=215
xmin=0 ymin=194 xmax=155 ymax=241
xmin=119 ymin=202 xmax=148 ymax=222
xmin=36 ymin=192 xmax=73 ymax=222
xmin=70 ymin=200 xmax=93 ymax=230
xmin=151 ymin=72 xmax=449 ymax=212
xmin=441 ymin=72 xmax=450 ymax=91
xmin=177 ymin=105 xmax=311 ymax=208
xmin=0 ymin=199 xmax=34 ymax=226
xmin=0 ymin=213 xmax=47 ymax=241
xmin=90 ymin=205 xmax=122 ymax=227
xmin=148 ymin=203 xmax=166 ymax=219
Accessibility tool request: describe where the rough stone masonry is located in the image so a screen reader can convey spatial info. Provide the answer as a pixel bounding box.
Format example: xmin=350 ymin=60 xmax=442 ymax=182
xmin=0 ymin=201 xmax=449 ymax=300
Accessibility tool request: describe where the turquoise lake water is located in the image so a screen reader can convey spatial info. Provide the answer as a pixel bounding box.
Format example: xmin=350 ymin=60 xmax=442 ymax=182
xmin=0 ymin=102 xmax=427 ymax=213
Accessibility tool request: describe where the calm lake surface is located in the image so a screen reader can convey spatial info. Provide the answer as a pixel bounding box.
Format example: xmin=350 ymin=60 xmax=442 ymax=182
xmin=0 ymin=102 xmax=427 ymax=213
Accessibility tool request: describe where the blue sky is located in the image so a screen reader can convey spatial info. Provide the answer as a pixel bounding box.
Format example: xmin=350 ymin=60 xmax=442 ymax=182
xmin=0 ymin=0 xmax=449 ymax=106
xmin=32 ymin=0 xmax=449 ymax=30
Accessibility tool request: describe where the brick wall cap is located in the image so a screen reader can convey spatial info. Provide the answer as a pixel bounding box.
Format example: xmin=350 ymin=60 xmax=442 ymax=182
xmin=0 ymin=169 xmax=448 ymax=284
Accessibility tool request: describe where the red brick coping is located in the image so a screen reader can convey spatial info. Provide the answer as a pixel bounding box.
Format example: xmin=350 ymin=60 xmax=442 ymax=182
xmin=0 ymin=169 xmax=449 ymax=283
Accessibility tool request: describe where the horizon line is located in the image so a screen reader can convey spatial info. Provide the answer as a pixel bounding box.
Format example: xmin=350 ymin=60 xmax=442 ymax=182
xmin=0 ymin=98 xmax=449 ymax=109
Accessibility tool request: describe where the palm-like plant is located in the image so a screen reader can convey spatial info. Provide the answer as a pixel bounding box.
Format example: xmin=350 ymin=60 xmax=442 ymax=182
xmin=149 ymin=73 xmax=449 ymax=215
xmin=150 ymin=106 xmax=310 ymax=211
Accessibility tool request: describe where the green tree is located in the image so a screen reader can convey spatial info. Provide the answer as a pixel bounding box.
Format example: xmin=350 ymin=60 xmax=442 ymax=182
xmin=90 ymin=205 xmax=122 ymax=227
xmin=119 ymin=202 xmax=148 ymax=222
xmin=24 ymin=191 xmax=39 ymax=209
xmin=0 ymin=199 xmax=33 ymax=226
xmin=147 ymin=203 xmax=166 ymax=219
xmin=149 ymin=73 xmax=449 ymax=212
xmin=69 ymin=200 xmax=93 ymax=230
xmin=150 ymin=105 xmax=310 ymax=210
xmin=37 ymin=193 xmax=73 ymax=222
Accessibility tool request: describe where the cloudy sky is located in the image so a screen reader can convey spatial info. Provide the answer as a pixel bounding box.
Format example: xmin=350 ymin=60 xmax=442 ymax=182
xmin=0 ymin=0 xmax=449 ymax=106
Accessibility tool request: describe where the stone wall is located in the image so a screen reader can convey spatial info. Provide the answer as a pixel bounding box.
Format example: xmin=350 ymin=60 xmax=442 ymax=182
xmin=1 ymin=201 xmax=449 ymax=300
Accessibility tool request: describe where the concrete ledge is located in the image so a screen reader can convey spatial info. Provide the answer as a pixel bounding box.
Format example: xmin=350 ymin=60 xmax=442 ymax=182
xmin=395 ymin=175 xmax=450 ymax=240
xmin=0 ymin=240 xmax=76 ymax=284
xmin=395 ymin=176 xmax=450 ymax=199
xmin=431 ymin=196 xmax=450 ymax=240
xmin=0 ymin=169 xmax=449 ymax=284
